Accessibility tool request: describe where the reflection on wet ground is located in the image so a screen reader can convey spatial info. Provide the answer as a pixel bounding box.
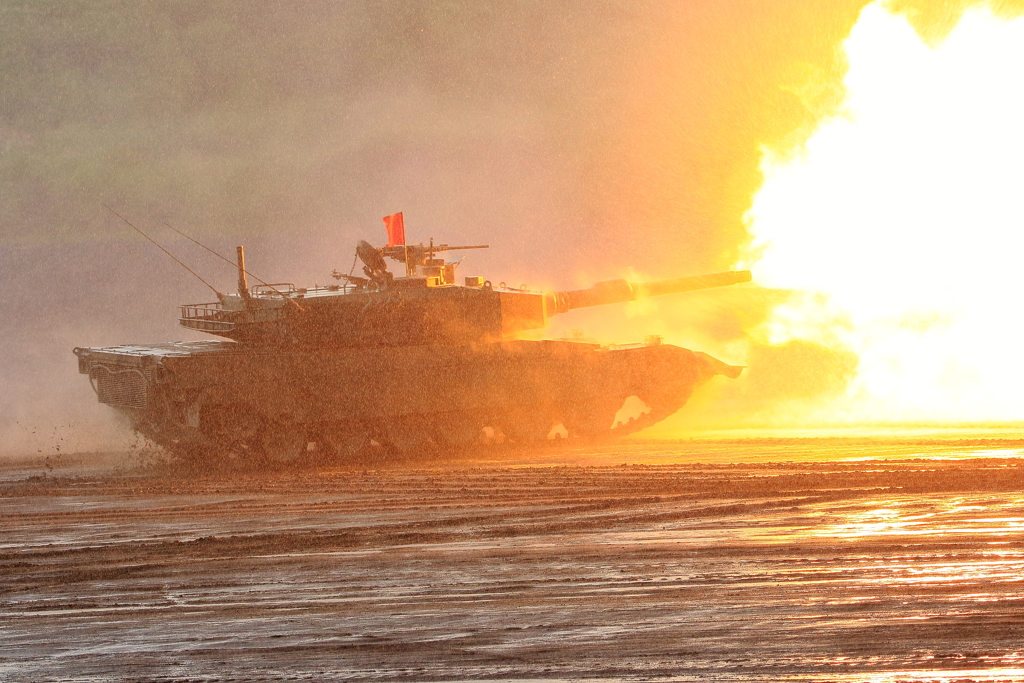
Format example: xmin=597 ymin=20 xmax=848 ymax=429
xmin=1 ymin=439 xmax=1023 ymax=681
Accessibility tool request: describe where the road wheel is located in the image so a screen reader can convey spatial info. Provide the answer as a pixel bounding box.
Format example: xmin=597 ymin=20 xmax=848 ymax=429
xmin=257 ymin=420 xmax=307 ymax=466
xmin=379 ymin=414 xmax=438 ymax=454
xmin=561 ymin=396 xmax=622 ymax=438
xmin=500 ymin=406 xmax=558 ymax=443
xmin=427 ymin=411 xmax=485 ymax=449
xmin=319 ymin=423 xmax=370 ymax=463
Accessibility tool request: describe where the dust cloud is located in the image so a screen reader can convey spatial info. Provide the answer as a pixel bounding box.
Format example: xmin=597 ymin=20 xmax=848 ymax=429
xmin=2 ymin=1 xmax=889 ymax=455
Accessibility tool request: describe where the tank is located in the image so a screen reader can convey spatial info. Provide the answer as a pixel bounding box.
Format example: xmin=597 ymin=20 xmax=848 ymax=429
xmin=74 ymin=215 xmax=751 ymax=464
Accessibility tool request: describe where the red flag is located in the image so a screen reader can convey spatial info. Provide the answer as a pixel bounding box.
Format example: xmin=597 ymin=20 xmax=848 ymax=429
xmin=382 ymin=212 xmax=405 ymax=247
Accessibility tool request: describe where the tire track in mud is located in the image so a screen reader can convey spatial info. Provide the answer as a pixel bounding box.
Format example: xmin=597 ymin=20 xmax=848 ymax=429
xmin=2 ymin=452 xmax=1024 ymax=681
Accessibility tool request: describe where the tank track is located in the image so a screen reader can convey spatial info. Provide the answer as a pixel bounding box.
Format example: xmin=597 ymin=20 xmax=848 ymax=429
xmin=76 ymin=340 xmax=740 ymax=467
xmin=126 ymin=394 xmax=696 ymax=466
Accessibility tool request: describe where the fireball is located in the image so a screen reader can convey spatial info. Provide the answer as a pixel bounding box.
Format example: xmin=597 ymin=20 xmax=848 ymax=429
xmin=745 ymin=0 xmax=1024 ymax=424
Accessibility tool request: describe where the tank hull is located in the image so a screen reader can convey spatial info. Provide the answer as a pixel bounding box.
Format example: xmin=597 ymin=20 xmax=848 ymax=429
xmin=74 ymin=339 xmax=739 ymax=464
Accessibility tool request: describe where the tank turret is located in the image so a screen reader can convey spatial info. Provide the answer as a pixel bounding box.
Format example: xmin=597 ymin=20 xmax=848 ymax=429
xmin=177 ymin=225 xmax=751 ymax=347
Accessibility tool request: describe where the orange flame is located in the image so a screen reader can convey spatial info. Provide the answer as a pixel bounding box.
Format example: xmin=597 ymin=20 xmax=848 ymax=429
xmin=743 ymin=1 xmax=1024 ymax=424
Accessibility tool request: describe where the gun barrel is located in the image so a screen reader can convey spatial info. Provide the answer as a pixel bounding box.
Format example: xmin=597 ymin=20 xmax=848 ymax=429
xmin=434 ymin=244 xmax=489 ymax=251
xmin=545 ymin=270 xmax=751 ymax=315
xmin=636 ymin=270 xmax=752 ymax=298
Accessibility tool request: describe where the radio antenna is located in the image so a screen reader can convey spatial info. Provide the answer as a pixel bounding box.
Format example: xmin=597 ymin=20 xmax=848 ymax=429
xmin=163 ymin=222 xmax=304 ymax=311
xmin=103 ymin=204 xmax=221 ymax=297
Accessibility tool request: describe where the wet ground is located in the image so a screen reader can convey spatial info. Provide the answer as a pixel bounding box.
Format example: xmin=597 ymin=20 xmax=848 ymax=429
xmin=2 ymin=437 xmax=1024 ymax=682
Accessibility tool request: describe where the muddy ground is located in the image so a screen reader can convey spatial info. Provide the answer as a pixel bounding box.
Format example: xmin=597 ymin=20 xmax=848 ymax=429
xmin=2 ymin=438 xmax=1024 ymax=682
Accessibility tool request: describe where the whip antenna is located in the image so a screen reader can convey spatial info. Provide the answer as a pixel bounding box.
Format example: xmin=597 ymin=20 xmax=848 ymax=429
xmin=164 ymin=222 xmax=304 ymax=311
xmin=102 ymin=204 xmax=221 ymax=297
xmin=165 ymin=223 xmax=280 ymax=289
